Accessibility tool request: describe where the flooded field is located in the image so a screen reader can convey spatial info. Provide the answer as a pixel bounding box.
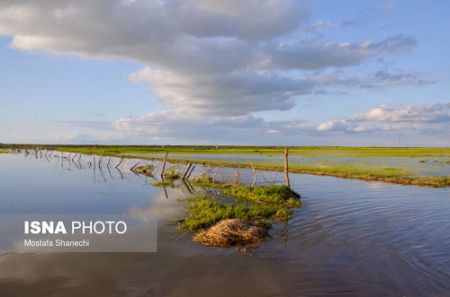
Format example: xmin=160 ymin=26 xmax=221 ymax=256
xmin=0 ymin=153 xmax=449 ymax=296
xmin=131 ymin=153 xmax=450 ymax=177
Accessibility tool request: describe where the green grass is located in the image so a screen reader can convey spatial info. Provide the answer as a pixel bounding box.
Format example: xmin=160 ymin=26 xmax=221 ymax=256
xmin=190 ymin=173 xmax=215 ymax=186
xmin=175 ymin=195 xmax=278 ymax=232
xmin=9 ymin=144 xmax=450 ymax=158
xmin=174 ymin=184 xmax=302 ymax=231
xmin=221 ymin=185 xmax=301 ymax=208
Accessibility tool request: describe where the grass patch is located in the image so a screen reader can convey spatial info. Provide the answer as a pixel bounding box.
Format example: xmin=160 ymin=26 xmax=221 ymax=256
xmin=175 ymin=195 xmax=277 ymax=232
xmin=190 ymin=173 xmax=215 ymax=186
xmin=221 ymin=184 xmax=301 ymax=208
xmin=175 ymin=184 xmax=301 ymax=233
xmin=174 ymin=183 xmax=301 ymax=247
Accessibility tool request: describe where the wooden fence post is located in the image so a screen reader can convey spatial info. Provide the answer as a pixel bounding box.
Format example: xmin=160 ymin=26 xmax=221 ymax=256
xmin=160 ymin=151 xmax=168 ymax=179
xmin=250 ymin=162 xmax=257 ymax=188
xmin=284 ymin=147 xmax=290 ymax=188
xmin=182 ymin=163 xmax=192 ymax=180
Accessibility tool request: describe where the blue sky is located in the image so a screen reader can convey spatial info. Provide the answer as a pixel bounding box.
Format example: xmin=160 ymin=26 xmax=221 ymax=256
xmin=0 ymin=0 xmax=449 ymax=146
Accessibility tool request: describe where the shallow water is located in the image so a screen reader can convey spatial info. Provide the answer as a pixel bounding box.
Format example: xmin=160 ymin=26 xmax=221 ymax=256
xmin=0 ymin=153 xmax=449 ymax=297
xmin=133 ymin=153 xmax=450 ymax=176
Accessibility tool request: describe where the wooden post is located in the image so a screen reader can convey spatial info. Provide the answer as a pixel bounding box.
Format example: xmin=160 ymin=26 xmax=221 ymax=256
xmin=250 ymin=162 xmax=256 ymax=188
xmin=182 ymin=163 xmax=192 ymax=180
xmin=186 ymin=165 xmax=195 ymax=180
xmin=160 ymin=152 xmax=168 ymax=179
xmin=284 ymin=147 xmax=290 ymax=188
xmin=234 ymin=168 xmax=241 ymax=185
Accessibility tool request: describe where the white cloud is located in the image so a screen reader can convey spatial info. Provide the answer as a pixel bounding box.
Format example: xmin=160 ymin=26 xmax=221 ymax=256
xmin=112 ymin=111 xmax=307 ymax=144
xmin=351 ymin=103 xmax=450 ymax=123
xmin=0 ymin=0 xmax=421 ymax=118
xmin=317 ymin=103 xmax=450 ymax=134
xmin=129 ymin=67 xmax=314 ymax=116
xmin=1 ymin=1 xmax=442 ymax=146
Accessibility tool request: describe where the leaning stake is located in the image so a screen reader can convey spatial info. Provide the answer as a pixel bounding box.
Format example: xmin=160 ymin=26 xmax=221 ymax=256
xmin=182 ymin=163 xmax=192 ymax=180
xmin=160 ymin=151 xmax=169 ymax=179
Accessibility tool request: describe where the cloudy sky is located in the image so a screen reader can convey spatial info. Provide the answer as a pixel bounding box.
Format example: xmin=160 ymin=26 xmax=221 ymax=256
xmin=0 ymin=0 xmax=449 ymax=146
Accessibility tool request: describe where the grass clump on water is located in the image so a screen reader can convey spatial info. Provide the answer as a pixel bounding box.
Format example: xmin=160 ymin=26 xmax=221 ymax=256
xmin=175 ymin=195 xmax=276 ymax=232
xmin=190 ymin=173 xmax=215 ymax=185
xmin=221 ymin=184 xmax=301 ymax=208
xmin=163 ymin=166 xmax=181 ymax=181
xmin=174 ymin=183 xmax=301 ymax=247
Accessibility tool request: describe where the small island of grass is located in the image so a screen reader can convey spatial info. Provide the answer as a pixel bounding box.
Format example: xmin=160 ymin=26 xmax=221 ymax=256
xmin=174 ymin=183 xmax=301 ymax=247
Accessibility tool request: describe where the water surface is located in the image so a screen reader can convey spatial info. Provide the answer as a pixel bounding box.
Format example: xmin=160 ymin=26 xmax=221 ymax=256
xmin=0 ymin=153 xmax=449 ymax=296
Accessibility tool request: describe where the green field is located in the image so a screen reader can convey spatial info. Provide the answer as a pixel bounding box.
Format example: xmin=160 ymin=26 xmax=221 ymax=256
xmin=30 ymin=145 xmax=450 ymax=158
xmin=4 ymin=144 xmax=450 ymax=187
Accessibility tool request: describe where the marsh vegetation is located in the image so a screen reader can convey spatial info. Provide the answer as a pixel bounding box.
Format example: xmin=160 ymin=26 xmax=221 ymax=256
xmin=173 ymin=183 xmax=301 ymax=247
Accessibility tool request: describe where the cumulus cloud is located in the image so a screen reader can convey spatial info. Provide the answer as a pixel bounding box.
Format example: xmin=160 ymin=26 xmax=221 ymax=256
xmin=0 ymin=0 xmax=304 ymax=72
xmin=0 ymin=0 xmax=422 ymax=117
xmin=129 ymin=67 xmax=314 ymax=116
xmin=2 ymin=0 xmax=442 ymax=146
xmin=112 ymin=111 xmax=307 ymax=143
xmin=317 ymin=103 xmax=450 ymax=134
xmin=350 ymin=103 xmax=450 ymax=123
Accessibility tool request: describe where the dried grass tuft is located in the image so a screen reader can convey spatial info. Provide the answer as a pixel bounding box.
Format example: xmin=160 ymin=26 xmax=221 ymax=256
xmin=193 ymin=219 xmax=267 ymax=247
